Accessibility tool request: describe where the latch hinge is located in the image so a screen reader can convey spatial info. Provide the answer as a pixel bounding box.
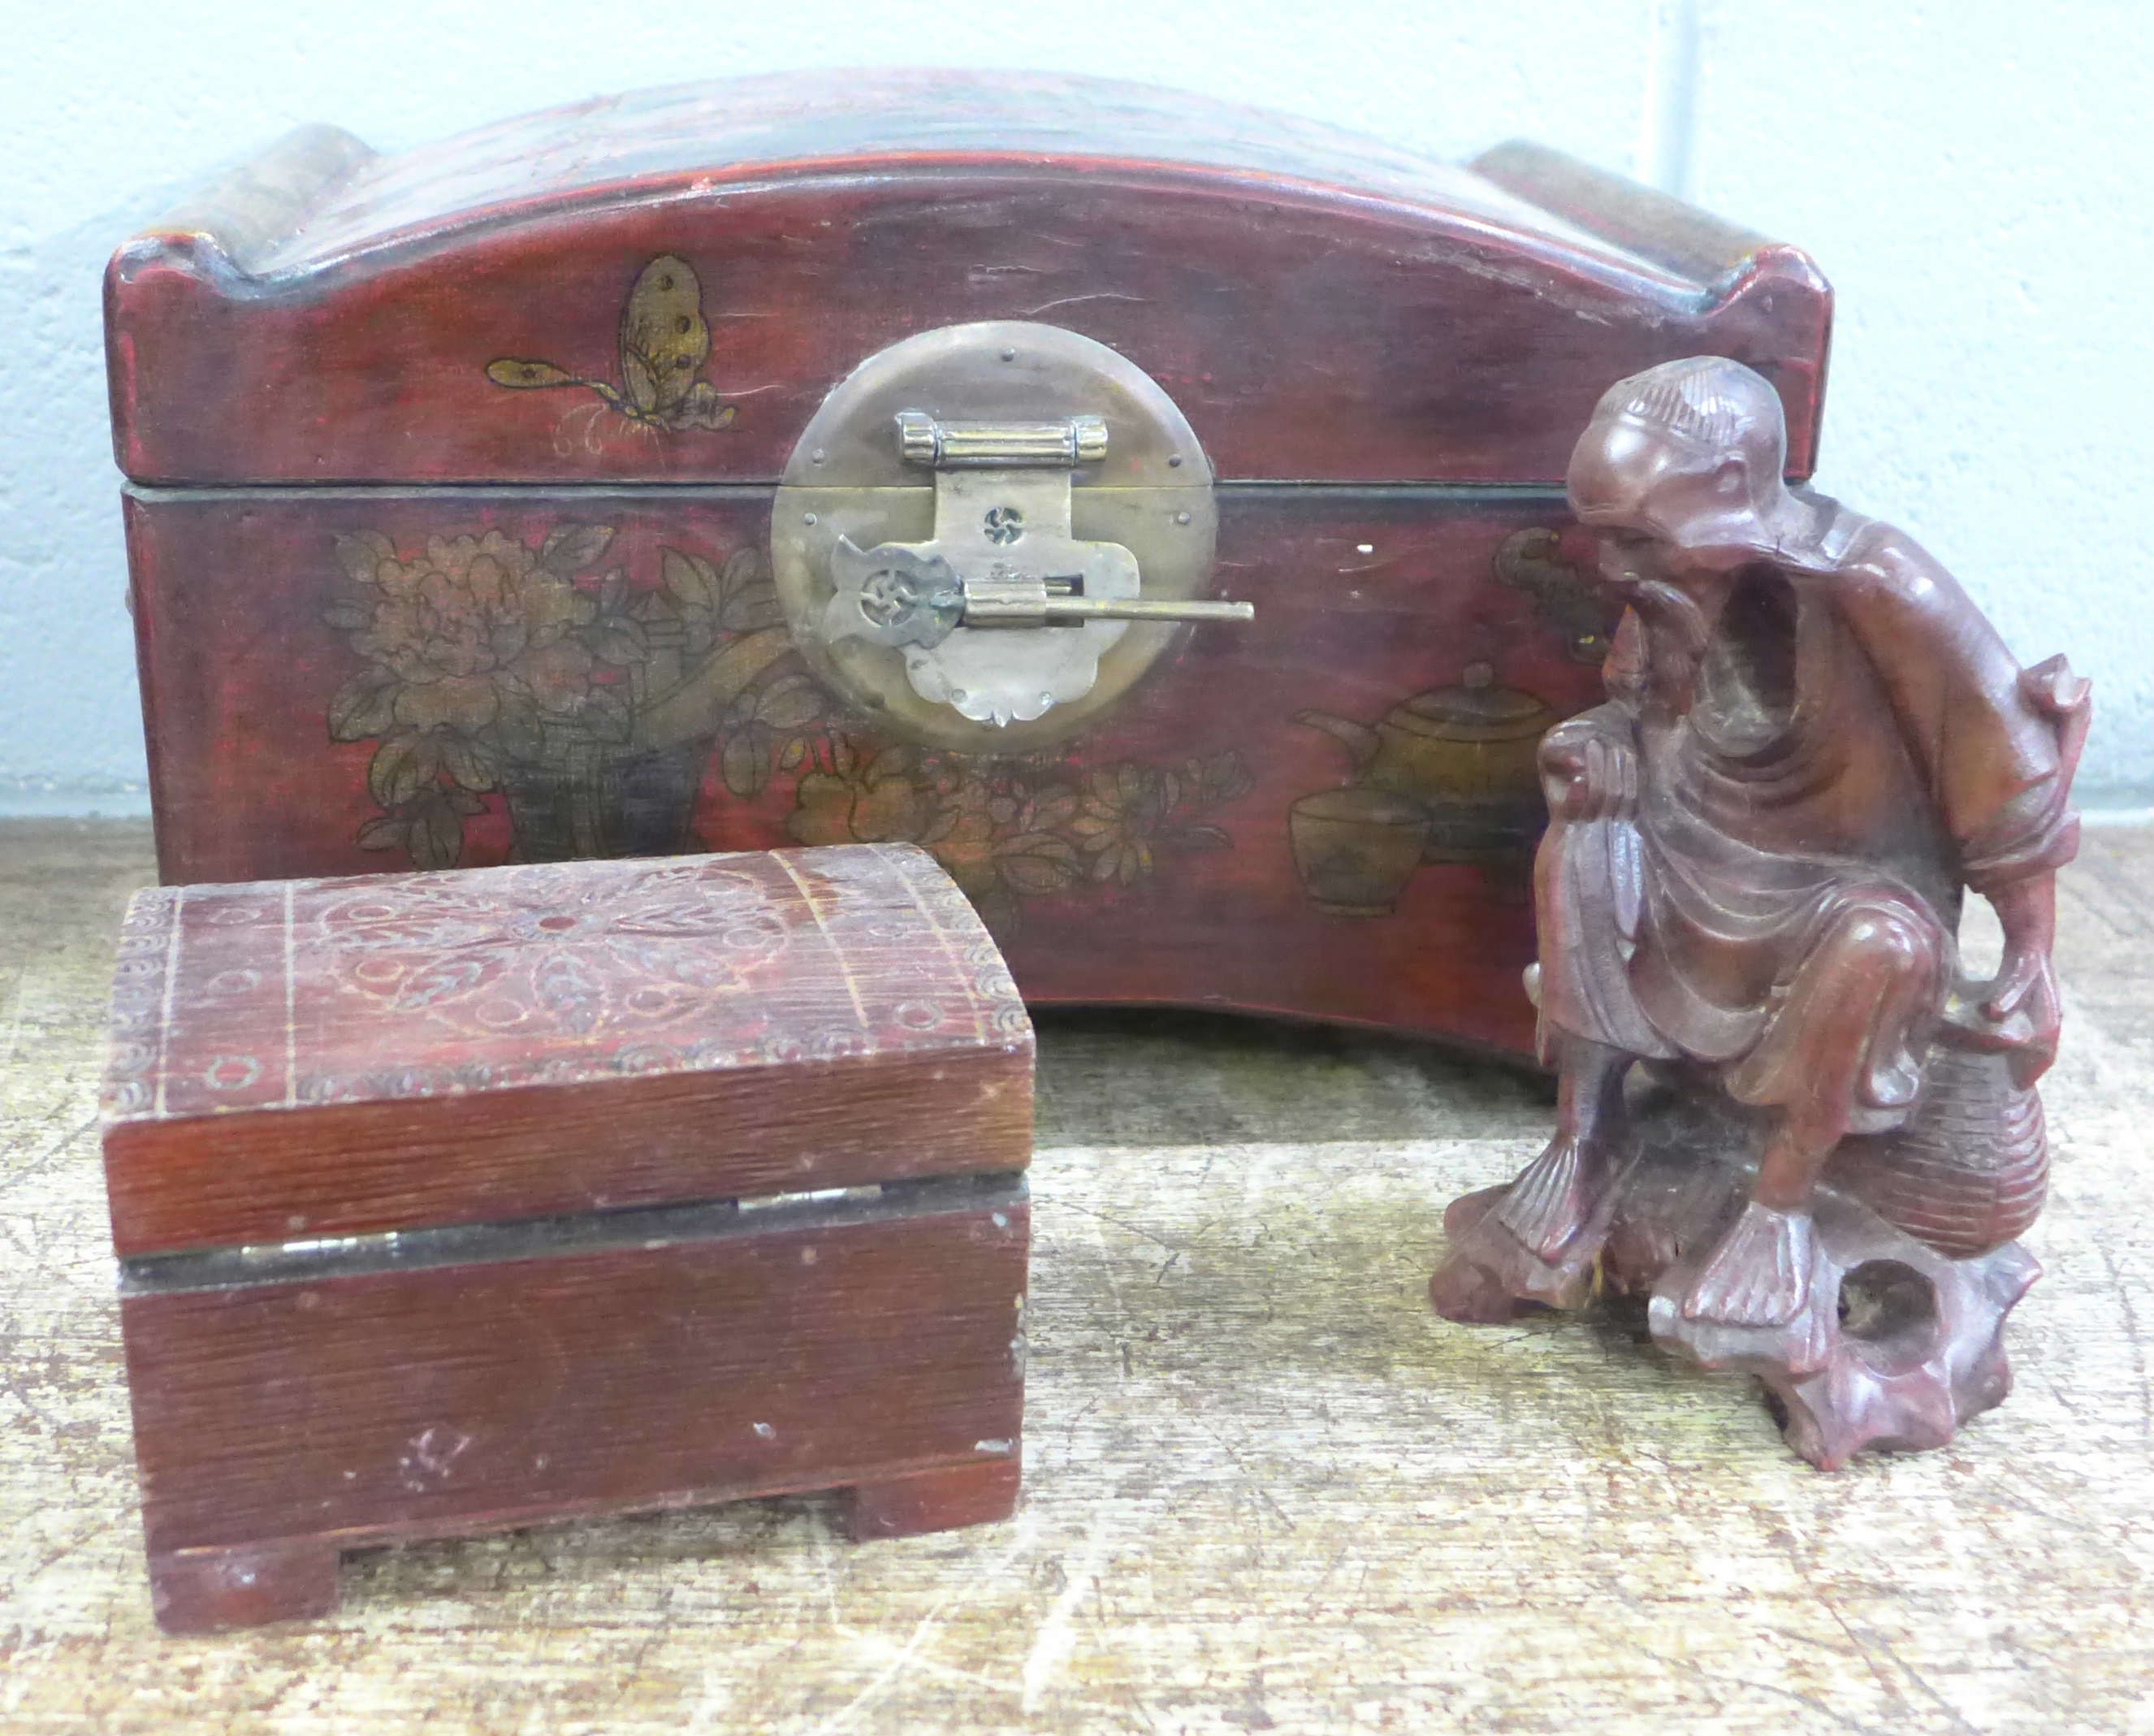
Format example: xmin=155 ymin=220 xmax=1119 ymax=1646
xmin=823 ymin=411 xmax=1250 ymax=725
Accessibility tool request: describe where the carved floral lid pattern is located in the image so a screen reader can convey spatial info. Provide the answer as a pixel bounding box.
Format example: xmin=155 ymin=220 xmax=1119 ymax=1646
xmin=102 ymin=844 xmax=1026 ymax=1123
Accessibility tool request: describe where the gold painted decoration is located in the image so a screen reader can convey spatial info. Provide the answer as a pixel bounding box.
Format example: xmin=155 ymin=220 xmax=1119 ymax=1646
xmin=485 ymin=255 xmax=737 ymax=432
xmin=786 ymin=745 xmax=1252 ymax=928
xmin=327 ymin=527 xmax=808 ymax=868
xmin=1290 ymin=662 xmax=1556 ymax=916
xmin=327 ymin=525 xmax=1253 ymax=920
xmin=1493 ymin=526 xmax=1617 ymax=665
xmin=1281 ymin=529 xmax=1607 ymax=918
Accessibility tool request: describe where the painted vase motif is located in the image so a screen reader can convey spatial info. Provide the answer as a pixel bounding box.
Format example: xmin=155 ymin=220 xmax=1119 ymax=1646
xmin=1287 ymin=788 xmax=1433 ymax=916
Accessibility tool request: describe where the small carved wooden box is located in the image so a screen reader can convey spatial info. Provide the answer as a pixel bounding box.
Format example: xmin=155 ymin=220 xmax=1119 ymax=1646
xmin=108 ymin=70 xmax=1834 ymax=1057
xmin=98 ymin=843 xmax=1032 ymax=1633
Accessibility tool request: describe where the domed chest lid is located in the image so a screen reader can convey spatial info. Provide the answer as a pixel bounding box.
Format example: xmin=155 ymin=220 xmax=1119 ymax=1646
xmin=1392 ymin=664 xmax=1557 ymax=742
xmin=107 ymin=70 xmax=1830 ymax=489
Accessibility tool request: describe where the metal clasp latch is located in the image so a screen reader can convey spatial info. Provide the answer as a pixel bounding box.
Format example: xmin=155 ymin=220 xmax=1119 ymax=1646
xmin=824 ymin=411 xmax=1252 ymax=725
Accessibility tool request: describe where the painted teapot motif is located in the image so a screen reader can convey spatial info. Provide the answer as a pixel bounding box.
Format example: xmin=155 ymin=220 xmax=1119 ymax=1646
xmin=1295 ymin=662 xmax=1556 ymax=864
xmin=1287 ymin=661 xmax=1555 ymax=918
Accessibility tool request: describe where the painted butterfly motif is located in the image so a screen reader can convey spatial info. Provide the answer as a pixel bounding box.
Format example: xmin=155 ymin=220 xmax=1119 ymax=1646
xmin=486 ymin=254 xmax=737 ymax=432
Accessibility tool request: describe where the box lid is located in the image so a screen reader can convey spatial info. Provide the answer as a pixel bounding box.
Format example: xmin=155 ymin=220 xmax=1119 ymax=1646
xmin=100 ymin=844 xmax=1033 ymax=1258
xmin=106 ymin=71 xmax=1830 ymax=488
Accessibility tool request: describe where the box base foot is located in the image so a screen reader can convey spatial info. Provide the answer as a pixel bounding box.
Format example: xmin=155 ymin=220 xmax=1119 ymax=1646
xmin=141 ymin=1457 xmax=1023 ymax=1630
xmin=149 ymin=1538 xmax=341 ymax=1634
xmin=846 ymin=1457 xmax=1020 ymax=1542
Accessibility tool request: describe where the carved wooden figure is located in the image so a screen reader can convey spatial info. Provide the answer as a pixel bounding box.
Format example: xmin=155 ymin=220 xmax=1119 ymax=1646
xmin=98 ymin=844 xmax=1032 ymax=1631
xmin=106 ymin=70 xmax=1838 ymax=1060
xmin=1430 ymin=357 xmax=2090 ymax=1467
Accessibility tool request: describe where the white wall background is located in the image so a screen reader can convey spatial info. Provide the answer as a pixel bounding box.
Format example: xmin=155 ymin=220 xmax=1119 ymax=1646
xmin=3 ymin=0 xmax=2149 ymax=814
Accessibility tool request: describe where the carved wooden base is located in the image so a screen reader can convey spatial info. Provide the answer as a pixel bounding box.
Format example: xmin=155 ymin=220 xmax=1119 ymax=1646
xmin=1430 ymin=1093 xmax=2041 ymax=1470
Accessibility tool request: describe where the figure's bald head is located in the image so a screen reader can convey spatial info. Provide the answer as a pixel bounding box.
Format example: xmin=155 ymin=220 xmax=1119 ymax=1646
xmin=1593 ymin=357 xmax=1787 ymax=462
xmin=1568 ymin=357 xmax=1791 ymax=559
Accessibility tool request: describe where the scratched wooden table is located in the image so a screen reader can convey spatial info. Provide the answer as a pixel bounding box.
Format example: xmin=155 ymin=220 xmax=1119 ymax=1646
xmin=2 ymin=820 xmax=2150 ymax=1734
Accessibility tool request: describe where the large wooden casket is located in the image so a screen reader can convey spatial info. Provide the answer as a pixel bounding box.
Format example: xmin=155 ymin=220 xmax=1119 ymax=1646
xmin=107 ymin=71 xmax=1832 ymax=1058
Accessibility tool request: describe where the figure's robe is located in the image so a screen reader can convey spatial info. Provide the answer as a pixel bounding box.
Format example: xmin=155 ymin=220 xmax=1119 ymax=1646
xmin=1536 ymin=500 xmax=2083 ymax=1137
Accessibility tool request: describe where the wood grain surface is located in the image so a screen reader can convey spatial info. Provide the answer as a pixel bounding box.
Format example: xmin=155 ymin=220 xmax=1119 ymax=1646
xmin=4 ymin=817 xmax=2152 ymax=1733
xmin=107 ymin=73 xmax=1827 ymax=487
xmin=123 ymin=486 xmax=1607 ymax=1058
xmin=125 ymin=1185 xmax=1029 ymax=1560
xmin=109 ymin=74 xmax=1832 ymax=1068
xmin=99 ymin=845 xmax=1032 ymax=1255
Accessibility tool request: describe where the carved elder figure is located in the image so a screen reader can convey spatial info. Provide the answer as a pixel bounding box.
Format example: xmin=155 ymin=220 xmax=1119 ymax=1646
xmin=1432 ymin=356 xmax=2090 ymax=1465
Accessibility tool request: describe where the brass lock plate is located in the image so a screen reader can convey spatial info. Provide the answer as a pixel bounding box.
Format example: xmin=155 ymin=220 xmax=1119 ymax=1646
xmin=773 ymin=321 xmax=1219 ymax=752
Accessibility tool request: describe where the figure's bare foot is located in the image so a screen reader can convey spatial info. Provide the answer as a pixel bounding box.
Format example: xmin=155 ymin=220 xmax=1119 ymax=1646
xmin=1430 ymin=1151 xmax=1615 ymax=1319
xmin=1491 ymin=1135 xmax=1607 ymax=1262
xmin=1680 ymin=1201 xmax=1815 ymax=1327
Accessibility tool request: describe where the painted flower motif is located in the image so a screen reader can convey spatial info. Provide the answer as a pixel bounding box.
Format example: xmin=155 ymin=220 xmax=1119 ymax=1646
xmin=327 ymin=526 xmax=814 ymax=870
xmin=1070 ymin=763 xmax=1174 ymax=885
xmin=515 ymin=638 xmax=599 ymax=720
xmin=391 ymin=674 xmax=500 ymax=735
xmin=322 ymin=522 xmax=1252 ymax=909
xmin=787 ymin=742 xmax=1251 ymax=923
xmin=794 ymin=753 xmax=928 ymax=852
xmin=340 ymin=528 xmax=603 ymax=713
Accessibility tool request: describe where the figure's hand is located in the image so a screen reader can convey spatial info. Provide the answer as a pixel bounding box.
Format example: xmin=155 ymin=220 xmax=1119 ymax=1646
xmin=1540 ymin=723 xmax=1637 ymax=823
xmin=1980 ymin=946 xmax=2063 ymax=1088
xmin=1595 ymin=537 xmax=1656 ymax=591
xmin=1959 ymin=875 xmax=2063 ymax=1088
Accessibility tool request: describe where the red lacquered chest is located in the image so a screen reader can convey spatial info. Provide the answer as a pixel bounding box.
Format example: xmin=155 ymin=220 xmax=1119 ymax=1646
xmin=108 ymin=70 xmax=1832 ymax=1058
